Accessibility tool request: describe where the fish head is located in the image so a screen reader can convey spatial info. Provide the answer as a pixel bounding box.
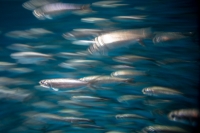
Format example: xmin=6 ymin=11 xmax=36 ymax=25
xmin=142 ymin=87 xmax=154 ymax=96
xmin=39 ymin=80 xmax=51 ymax=88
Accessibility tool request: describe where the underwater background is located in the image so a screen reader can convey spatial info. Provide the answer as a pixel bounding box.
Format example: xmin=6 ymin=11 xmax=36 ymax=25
xmin=0 ymin=0 xmax=199 ymax=133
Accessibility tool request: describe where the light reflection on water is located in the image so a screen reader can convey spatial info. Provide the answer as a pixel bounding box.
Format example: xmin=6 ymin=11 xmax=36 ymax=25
xmin=0 ymin=0 xmax=199 ymax=132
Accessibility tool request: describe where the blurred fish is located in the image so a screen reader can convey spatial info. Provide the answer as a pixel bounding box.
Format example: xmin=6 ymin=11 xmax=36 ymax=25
xmin=7 ymin=67 xmax=33 ymax=74
xmin=92 ymin=0 xmax=127 ymax=8
xmin=71 ymin=96 xmax=109 ymax=102
xmin=32 ymin=113 xmax=94 ymax=124
xmin=59 ymin=59 xmax=103 ymax=70
xmin=168 ymin=109 xmax=199 ymax=126
xmin=73 ymin=124 xmax=104 ymax=129
xmin=39 ymin=78 xmax=88 ymax=91
xmin=116 ymin=114 xmax=148 ymax=120
xmin=117 ymin=95 xmax=145 ymax=103
xmin=111 ymin=70 xmax=146 ymax=78
xmin=88 ymin=28 xmax=153 ymax=55
xmin=62 ymin=29 xmax=101 ymax=41
xmin=0 ymin=86 xmax=32 ymax=102
xmin=153 ymin=32 xmax=193 ymax=44
xmin=113 ymin=55 xmax=160 ymax=65
xmin=57 ymin=51 xmax=89 ymax=59
xmin=80 ymin=75 xmax=133 ymax=89
xmin=10 ymin=52 xmax=52 ymax=64
xmin=142 ymin=86 xmax=183 ymax=97
xmin=6 ymin=28 xmax=53 ymax=39
xmin=33 ymin=2 xmax=91 ymax=20
xmin=22 ymin=0 xmax=58 ymax=10
xmin=7 ymin=43 xmax=34 ymax=52
xmin=0 ymin=62 xmax=15 ymax=71
xmin=142 ymin=125 xmax=188 ymax=133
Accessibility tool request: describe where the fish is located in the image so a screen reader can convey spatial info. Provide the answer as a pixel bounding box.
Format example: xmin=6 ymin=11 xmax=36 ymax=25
xmin=117 ymin=95 xmax=145 ymax=103
xmin=39 ymin=78 xmax=89 ymax=91
xmin=11 ymin=52 xmax=52 ymax=64
xmin=142 ymin=86 xmax=183 ymax=98
xmin=0 ymin=86 xmax=32 ymax=102
xmin=168 ymin=109 xmax=199 ymax=126
xmin=71 ymin=96 xmax=109 ymax=102
xmin=115 ymin=114 xmax=148 ymax=120
xmin=33 ymin=2 xmax=91 ymax=20
xmin=113 ymin=55 xmax=159 ymax=65
xmin=88 ymin=28 xmax=153 ymax=55
xmin=33 ymin=113 xmax=94 ymax=124
xmin=111 ymin=70 xmax=146 ymax=78
xmin=153 ymin=32 xmax=193 ymax=44
xmin=142 ymin=125 xmax=188 ymax=133
xmin=22 ymin=0 xmax=58 ymax=10
xmin=79 ymin=75 xmax=133 ymax=89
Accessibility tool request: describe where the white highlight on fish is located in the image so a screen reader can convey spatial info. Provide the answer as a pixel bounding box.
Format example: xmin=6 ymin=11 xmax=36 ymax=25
xmin=39 ymin=78 xmax=88 ymax=91
xmin=88 ymin=28 xmax=153 ymax=55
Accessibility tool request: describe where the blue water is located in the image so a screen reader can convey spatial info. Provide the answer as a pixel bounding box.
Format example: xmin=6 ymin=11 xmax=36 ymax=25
xmin=0 ymin=0 xmax=199 ymax=133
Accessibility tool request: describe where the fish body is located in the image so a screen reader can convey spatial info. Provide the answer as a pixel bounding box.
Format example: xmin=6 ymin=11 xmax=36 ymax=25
xmin=39 ymin=78 xmax=88 ymax=91
xmin=33 ymin=2 xmax=90 ymax=20
xmin=71 ymin=96 xmax=108 ymax=101
xmin=111 ymin=70 xmax=145 ymax=78
xmin=168 ymin=109 xmax=199 ymax=126
xmin=88 ymin=28 xmax=153 ymax=55
xmin=33 ymin=113 xmax=94 ymax=124
xmin=116 ymin=114 xmax=147 ymax=120
xmin=142 ymin=86 xmax=183 ymax=97
xmin=142 ymin=125 xmax=188 ymax=133
xmin=153 ymin=32 xmax=192 ymax=43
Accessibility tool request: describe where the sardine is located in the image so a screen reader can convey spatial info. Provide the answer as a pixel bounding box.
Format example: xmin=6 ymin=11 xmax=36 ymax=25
xmin=33 ymin=113 xmax=94 ymax=124
xmin=33 ymin=2 xmax=91 ymax=20
xmin=168 ymin=109 xmax=199 ymax=126
xmin=153 ymin=32 xmax=193 ymax=44
xmin=71 ymin=96 xmax=109 ymax=101
xmin=142 ymin=125 xmax=188 ymax=133
xmin=142 ymin=86 xmax=183 ymax=97
xmin=88 ymin=28 xmax=153 ymax=55
xmin=39 ymin=78 xmax=88 ymax=91
xmin=116 ymin=114 xmax=147 ymax=120
xmin=111 ymin=70 xmax=146 ymax=78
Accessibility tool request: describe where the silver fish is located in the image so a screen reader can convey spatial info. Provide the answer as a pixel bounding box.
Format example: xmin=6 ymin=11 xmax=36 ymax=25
xmin=116 ymin=114 xmax=147 ymax=120
xmin=153 ymin=32 xmax=193 ymax=44
xmin=71 ymin=96 xmax=109 ymax=102
xmin=111 ymin=70 xmax=146 ymax=78
xmin=88 ymin=28 xmax=153 ymax=55
xmin=168 ymin=109 xmax=199 ymax=126
xmin=0 ymin=86 xmax=32 ymax=102
xmin=33 ymin=113 xmax=94 ymax=124
xmin=39 ymin=78 xmax=88 ymax=91
xmin=142 ymin=86 xmax=183 ymax=97
xmin=142 ymin=125 xmax=188 ymax=133
xmin=33 ymin=2 xmax=90 ymax=20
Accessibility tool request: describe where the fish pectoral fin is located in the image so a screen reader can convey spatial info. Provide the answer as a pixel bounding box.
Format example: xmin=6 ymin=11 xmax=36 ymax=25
xmin=52 ymin=87 xmax=59 ymax=91
xmin=137 ymin=39 xmax=145 ymax=47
